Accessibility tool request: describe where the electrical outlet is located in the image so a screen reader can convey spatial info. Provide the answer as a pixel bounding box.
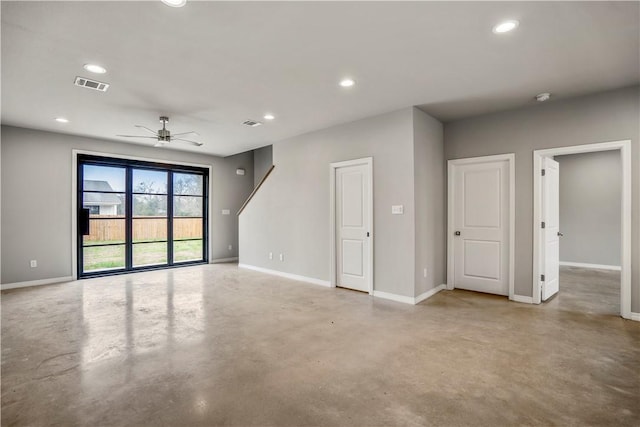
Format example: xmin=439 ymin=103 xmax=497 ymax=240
xmin=279 ymin=253 xmax=284 ymax=262
xmin=423 ymin=268 xmax=427 ymax=278
xmin=269 ymin=252 xmax=273 ymax=260
xmin=30 ymin=260 xmax=37 ymax=268
xmin=228 ymin=245 xmax=233 ymax=251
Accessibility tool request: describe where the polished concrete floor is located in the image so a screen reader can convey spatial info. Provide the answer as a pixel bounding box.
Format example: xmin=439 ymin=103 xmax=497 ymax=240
xmin=2 ymin=264 xmax=638 ymax=426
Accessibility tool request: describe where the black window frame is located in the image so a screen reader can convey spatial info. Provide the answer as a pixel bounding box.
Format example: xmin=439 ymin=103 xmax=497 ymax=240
xmin=78 ymin=154 xmax=209 ymax=278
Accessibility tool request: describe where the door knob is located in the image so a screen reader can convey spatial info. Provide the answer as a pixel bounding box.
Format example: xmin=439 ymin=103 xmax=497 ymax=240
xmin=455 ymin=231 xmax=461 ymax=236
xmin=557 ymin=232 xmax=563 ymax=237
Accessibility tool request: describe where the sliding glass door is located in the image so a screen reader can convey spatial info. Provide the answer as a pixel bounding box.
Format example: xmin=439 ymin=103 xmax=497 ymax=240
xmin=78 ymin=155 xmax=208 ymax=277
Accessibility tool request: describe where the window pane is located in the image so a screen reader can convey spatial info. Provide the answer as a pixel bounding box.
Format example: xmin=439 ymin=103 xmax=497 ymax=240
xmin=133 ymin=195 xmax=167 ymax=217
xmin=174 ymin=240 xmax=203 ymax=262
xmin=133 ymin=218 xmax=167 ymax=243
xmin=173 ymin=173 xmax=203 ymax=196
xmin=83 ymin=192 xmax=125 ymax=216
xmin=174 ymin=218 xmax=203 ymax=240
xmin=83 ymin=244 xmax=125 ymax=272
xmin=133 ymin=242 xmax=167 ymax=267
xmin=83 ymin=165 xmax=126 ymax=192
xmin=173 ymin=196 xmax=203 ymax=217
xmin=83 ymin=219 xmax=125 ymax=246
xmin=133 ymin=169 xmax=168 ymax=194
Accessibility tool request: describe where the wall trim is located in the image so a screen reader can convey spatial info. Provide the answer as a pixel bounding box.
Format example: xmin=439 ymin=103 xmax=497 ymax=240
xmin=1 ymin=276 xmax=73 ymax=291
xmin=211 ymin=257 xmax=239 ymax=264
xmin=238 ymin=264 xmax=331 ymax=287
xmin=532 ymin=140 xmax=632 ymax=319
xmin=372 ymin=290 xmax=415 ymax=305
xmin=374 ymin=285 xmax=446 ymax=305
xmin=630 ymin=313 xmax=640 ymax=322
xmin=414 ymin=284 xmax=446 ymax=304
xmin=511 ymin=295 xmax=534 ymax=304
xmin=559 ymin=261 xmax=621 ymax=271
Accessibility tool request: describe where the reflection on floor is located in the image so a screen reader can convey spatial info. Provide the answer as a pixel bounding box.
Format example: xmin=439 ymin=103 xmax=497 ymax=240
xmin=545 ymin=266 xmax=621 ymax=316
xmin=1 ymin=264 xmax=639 ymax=426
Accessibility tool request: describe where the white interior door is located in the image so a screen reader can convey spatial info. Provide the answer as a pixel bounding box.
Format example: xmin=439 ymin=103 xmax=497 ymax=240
xmin=452 ymin=158 xmax=510 ymax=296
xmin=541 ymin=157 xmax=560 ymax=301
xmin=336 ymin=164 xmax=371 ymax=293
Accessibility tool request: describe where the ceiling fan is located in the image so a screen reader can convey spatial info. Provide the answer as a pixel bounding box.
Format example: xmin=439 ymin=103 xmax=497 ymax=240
xmin=117 ymin=116 xmax=203 ymax=147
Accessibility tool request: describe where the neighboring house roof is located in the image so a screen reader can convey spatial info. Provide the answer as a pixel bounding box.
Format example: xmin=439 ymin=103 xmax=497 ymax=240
xmin=84 ymin=180 xmax=121 ymax=205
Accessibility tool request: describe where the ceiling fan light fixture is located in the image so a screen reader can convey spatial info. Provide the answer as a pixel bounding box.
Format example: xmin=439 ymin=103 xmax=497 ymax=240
xmin=161 ymin=0 xmax=187 ymax=7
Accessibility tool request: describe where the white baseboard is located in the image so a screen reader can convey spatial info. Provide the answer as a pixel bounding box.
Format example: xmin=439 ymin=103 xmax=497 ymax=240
xmin=374 ymin=285 xmax=446 ymax=305
xmin=630 ymin=312 xmax=640 ymax=322
xmin=211 ymin=257 xmax=238 ymax=264
xmin=1 ymin=276 xmax=73 ymax=291
xmin=372 ymin=290 xmax=415 ymax=304
xmin=559 ymin=261 xmax=621 ymax=271
xmin=511 ymin=295 xmax=534 ymax=304
xmin=238 ymin=264 xmax=331 ymax=287
xmin=414 ymin=284 xmax=446 ymax=304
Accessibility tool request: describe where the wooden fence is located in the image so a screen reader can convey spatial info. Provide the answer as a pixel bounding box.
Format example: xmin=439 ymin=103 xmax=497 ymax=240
xmin=85 ymin=216 xmax=202 ymax=242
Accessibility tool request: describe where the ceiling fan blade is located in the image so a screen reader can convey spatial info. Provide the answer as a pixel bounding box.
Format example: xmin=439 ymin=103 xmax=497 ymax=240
xmin=116 ymin=135 xmax=159 ymax=139
xmin=134 ymin=125 xmax=159 ymax=135
xmin=172 ymin=131 xmax=200 ymax=137
xmin=173 ymin=138 xmax=204 ymax=147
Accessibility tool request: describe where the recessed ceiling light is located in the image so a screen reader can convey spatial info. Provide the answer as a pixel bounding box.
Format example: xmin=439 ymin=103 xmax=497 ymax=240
xmin=536 ymin=92 xmax=552 ymax=102
xmin=492 ymin=20 xmax=519 ymax=34
xmin=263 ymin=114 xmax=275 ymax=120
xmin=55 ymin=117 xmax=69 ymax=123
xmin=161 ymin=0 xmax=187 ymax=7
xmin=83 ymin=64 xmax=106 ymax=74
xmin=339 ymin=78 xmax=355 ymax=88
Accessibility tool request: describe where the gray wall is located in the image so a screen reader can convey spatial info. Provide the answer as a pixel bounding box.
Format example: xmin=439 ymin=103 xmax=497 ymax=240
xmin=413 ymin=108 xmax=446 ymax=295
xmin=1 ymin=125 xmax=254 ymax=284
xmin=556 ymin=151 xmax=621 ymax=266
xmin=240 ymin=108 xmax=418 ymax=297
xmin=444 ymin=85 xmax=639 ymax=311
xmin=253 ymin=145 xmax=273 ymax=187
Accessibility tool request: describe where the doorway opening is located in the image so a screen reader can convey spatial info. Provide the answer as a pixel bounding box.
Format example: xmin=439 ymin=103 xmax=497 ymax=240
xmin=75 ymin=154 xmax=209 ymax=278
xmin=533 ymin=140 xmax=631 ymax=319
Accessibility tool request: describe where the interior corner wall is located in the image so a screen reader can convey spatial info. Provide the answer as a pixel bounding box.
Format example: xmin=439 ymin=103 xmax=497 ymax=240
xmin=444 ymin=85 xmax=640 ymax=311
xmin=239 ymin=108 xmax=417 ymax=297
xmin=412 ymin=108 xmax=445 ymax=296
xmin=556 ymin=151 xmax=622 ymax=267
xmin=0 ymin=125 xmax=254 ymax=285
xmin=253 ymin=145 xmax=273 ymax=186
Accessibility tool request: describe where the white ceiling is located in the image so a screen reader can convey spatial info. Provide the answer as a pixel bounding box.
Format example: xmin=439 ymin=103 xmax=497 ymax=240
xmin=2 ymin=1 xmax=638 ymax=157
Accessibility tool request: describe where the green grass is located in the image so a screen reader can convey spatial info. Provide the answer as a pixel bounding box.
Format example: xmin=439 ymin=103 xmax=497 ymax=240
xmin=83 ymin=240 xmax=203 ymax=272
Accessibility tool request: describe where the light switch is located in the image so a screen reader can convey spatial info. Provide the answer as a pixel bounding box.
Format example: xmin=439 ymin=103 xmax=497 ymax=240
xmin=221 ymin=209 xmax=230 ymax=215
xmin=391 ymin=205 xmax=404 ymax=215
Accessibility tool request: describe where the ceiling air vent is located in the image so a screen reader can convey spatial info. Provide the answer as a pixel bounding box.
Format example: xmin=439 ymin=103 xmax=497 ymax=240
xmin=74 ymin=76 xmax=109 ymax=92
xmin=242 ymin=119 xmax=262 ymax=127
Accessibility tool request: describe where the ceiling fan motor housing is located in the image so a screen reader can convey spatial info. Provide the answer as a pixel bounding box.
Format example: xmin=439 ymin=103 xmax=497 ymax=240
xmin=158 ymin=128 xmax=170 ymax=142
xmin=159 ymin=116 xmax=170 ymax=141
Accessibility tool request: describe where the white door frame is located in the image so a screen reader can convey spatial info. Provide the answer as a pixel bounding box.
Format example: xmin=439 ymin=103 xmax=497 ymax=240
xmin=532 ymin=140 xmax=631 ymax=319
xmin=447 ymin=153 xmax=516 ymax=300
xmin=329 ymin=157 xmax=374 ymax=295
xmin=71 ymin=149 xmax=213 ymax=280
